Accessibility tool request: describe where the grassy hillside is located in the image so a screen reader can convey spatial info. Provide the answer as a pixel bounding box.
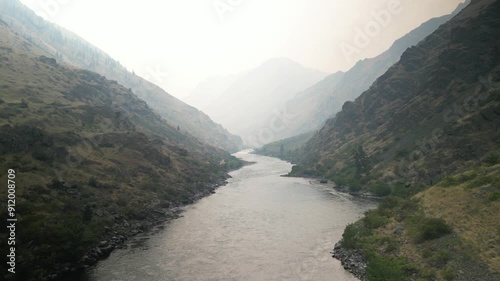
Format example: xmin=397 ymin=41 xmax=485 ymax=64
xmin=290 ymin=0 xmax=499 ymax=279
xmin=0 ymin=21 xmax=242 ymax=281
xmin=337 ymin=163 xmax=499 ymax=280
xmin=0 ymin=0 xmax=243 ymax=152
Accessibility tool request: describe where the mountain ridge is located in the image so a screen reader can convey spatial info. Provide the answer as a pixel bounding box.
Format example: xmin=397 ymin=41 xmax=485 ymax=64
xmin=0 ymin=19 xmax=244 ymax=280
xmin=294 ymin=0 xmax=499 ymax=185
xmin=289 ymin=0 xmax=499 ymax=278
xmin=263 ymin=1 xmax=470 ymax=143
xmin=0 ymin=0 xmax=243 ymax=152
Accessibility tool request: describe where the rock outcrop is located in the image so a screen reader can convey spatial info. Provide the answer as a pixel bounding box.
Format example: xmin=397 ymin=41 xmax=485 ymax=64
xmin=332 ymin=242 xmax=367 ymax=281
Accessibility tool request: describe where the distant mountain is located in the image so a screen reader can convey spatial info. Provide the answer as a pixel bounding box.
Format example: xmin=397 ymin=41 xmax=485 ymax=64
xmin=0 ymin=17 xmax=243 ymax=280
xmin=0 ymin=0 xmax=243 ymax=152
xmin=266 ymin=1 xmax=469 ymax=142
xmin=186 ymin=57 xmax=327 ymax=146
xmin=254 ymin=131 xmax=315 ymax=162
xmin=291 ymin=0 xmax=499 ymax=279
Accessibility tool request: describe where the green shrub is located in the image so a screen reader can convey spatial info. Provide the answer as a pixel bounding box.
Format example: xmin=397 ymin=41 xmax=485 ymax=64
xmin=32 ymin=148 xmax=54 ymax=163
xmin=379 ymin=196 xmax=400 ymax=210
xmin=224 ymin=158 xmax=243 ymax=170
xmin=442 ymin=265 xmax=456 ymax=280
xmin=19 ymin=99 xmax=29 ymax=108
xmin=369 ymin=183 xmax=392 ymax=197
xmin=419 ymin=266 xmax=437 ymax=279
xmin=348 ymin=181 xmax=362 ymax=192
xmin=457 ymin=172 xmax=477 ymax=183
xmin=419 ymin=218 xmax=452 ymax=241
xmin=82 ymin=205 xmax=93 ymax=222
xmin=396 ymin=149 xmax=409 ymax=159
xmin=428 ymin=250 xmax=452 ymax=268
xmin=378 ymin=236 xmax=399 ymax=252
xmin=48 ymin=178 xmax=65 ymax=189
xmin=422 ymin=247 xmax=434 ymax=258
xmin=88 ymin=176 xmax=100 ymax=187
xmin=179 ymin=148 xmax=189 ymax=156
xmin=341 ymin=223 xmax=360 ymax=249
xmin=465 ymin=175 xmax=498 ymax=189
xmin=395 ymin=198 xmax=420 ymax=222
xmin=367 ymin=255 xmax=405 ymax=281
xmin=391 ymin=183 xmax=413 ymax=198
xmin=488 ymin=191 xmax=500 ymax=202
xmin=363 ymin=210 xmax=389 ymax=229
xmin=291 ymin=165 xmax=314 ymax=176
xmin=439 ymin=176 xmax=459 ymax=187
xmin=484 ymin=153 xmax=500 ymax=166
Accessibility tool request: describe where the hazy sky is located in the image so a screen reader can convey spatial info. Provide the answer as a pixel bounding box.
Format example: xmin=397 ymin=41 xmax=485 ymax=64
xmin=21 ymin=0 xmax=463 ymax=99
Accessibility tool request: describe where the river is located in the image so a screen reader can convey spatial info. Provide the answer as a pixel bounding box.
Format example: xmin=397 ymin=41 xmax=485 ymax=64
xmin=81 ymin=151 xmax=376 ymax=281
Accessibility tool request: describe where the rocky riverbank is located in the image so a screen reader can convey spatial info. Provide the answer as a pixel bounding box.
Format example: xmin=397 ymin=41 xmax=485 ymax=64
xmin=332 ymin=242 xmax=367 ymax=281
xmin=44 ymin=177 xmax=231 ymax=281
xmin=316 ymin=179 xmax=377 ymax=281
xmin=331 ymin=184 xmax=380 ymax=200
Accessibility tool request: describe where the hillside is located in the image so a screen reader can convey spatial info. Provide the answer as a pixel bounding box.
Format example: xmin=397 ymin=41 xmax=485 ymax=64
xmin=293 ymin=0 xmax=499 ymax=188
xmin=266 ymin=1 xmax=468 ymax=142
xmin=186 ymin=57 xmax=327 ymax=146
xmin=253 ymin=131 xmax=315 ymax=162
xmin=290 ymin=0 xmax=499 ymax=279
xmin=333 ymin=164 xmax=499 ymax=281
xmin=0 ymin=0 xmax=243 ymax=152
xmin=0 ymin=21 xmax=243 ymax=281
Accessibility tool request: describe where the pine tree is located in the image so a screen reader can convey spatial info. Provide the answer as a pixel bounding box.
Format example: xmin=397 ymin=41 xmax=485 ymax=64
xmin=354 ymin=144 xmax=369 ymax=176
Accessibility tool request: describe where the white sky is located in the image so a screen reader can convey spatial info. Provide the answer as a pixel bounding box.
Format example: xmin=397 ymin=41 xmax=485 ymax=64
xmin=20 ymin=0 xmax=463 ymax=99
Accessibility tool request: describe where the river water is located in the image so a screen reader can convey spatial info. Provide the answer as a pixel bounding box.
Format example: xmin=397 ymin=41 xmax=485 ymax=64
xmin=82 ymin=151 xmax=376 ymax=281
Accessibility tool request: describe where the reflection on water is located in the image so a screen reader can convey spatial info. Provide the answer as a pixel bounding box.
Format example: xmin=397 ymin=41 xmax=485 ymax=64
xmin=84 ymin=151 xmax=376 ymax=281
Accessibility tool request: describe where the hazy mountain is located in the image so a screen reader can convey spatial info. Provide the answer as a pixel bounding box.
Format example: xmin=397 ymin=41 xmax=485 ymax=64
xmin=186 ymin=57 xmax=327 ymax=146
xmin=266 ymin=1 xmax=470 ymax=142
xmin=0 ymin=0 xmax=243 ymax=152
xmin=290 ymin=1 xmax=499 ymax=278
xmin=0 ymin=19 xmax=244 ymax=280
xmin=253 ymin=131 xmax=315 ymax=162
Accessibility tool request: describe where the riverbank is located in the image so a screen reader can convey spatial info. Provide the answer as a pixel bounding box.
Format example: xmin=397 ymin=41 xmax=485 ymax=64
xmin=75 ymin=152 xmax=376 ymax=281
xmin=307 ymin=179 xmax=381 ymax=200
xmin=306 ymin=178 xmax=378 ymax=281
xmin=42 ymin=176 xmax=229 ymax=281
xmin=34 ymin=158 xmax=258 ymax=281
xmin=327 ymin=165 xmax=500 ymax=281
xmin=332 ymin=242 xmax=367 ymax=281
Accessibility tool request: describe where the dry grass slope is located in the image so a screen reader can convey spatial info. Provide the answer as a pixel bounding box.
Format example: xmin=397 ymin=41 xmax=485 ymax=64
xmin=418 ymin=164 xmax=500 ymax=272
